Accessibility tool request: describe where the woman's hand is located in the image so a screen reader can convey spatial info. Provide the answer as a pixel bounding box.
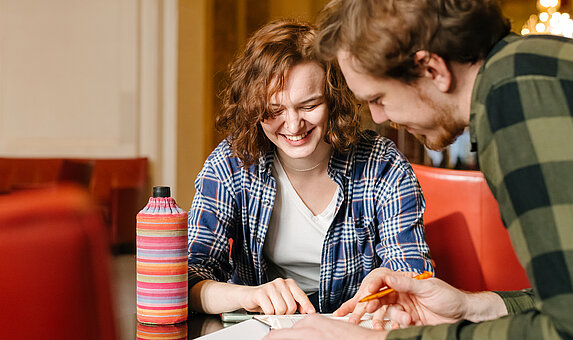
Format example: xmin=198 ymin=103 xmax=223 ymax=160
xmin=241 ymin=278 xmax=316 ymax=315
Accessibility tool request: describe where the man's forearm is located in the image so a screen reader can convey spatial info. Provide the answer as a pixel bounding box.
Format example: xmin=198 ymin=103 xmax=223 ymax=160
xmin=462 ymin=291 xmax=507 ymax=322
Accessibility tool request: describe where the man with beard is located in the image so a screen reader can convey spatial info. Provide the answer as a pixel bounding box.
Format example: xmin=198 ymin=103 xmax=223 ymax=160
xmin=264 ymin=0 xmax=573 ymax=339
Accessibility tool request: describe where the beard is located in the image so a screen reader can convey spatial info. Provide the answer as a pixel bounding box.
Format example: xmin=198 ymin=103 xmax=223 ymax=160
xmin=389 ymin=92 xmax=466 ymax=151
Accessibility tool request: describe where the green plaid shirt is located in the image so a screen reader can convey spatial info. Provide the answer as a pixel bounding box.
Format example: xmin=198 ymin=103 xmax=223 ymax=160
xmin=388 ymin=34 xmax=573 ymax=339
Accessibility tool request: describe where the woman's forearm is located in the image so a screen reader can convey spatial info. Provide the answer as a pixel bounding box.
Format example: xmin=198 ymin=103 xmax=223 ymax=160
xmin=189 ymin=279 xmax=250 ymax=314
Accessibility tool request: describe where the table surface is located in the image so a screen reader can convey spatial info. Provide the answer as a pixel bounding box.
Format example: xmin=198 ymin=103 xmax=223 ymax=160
xmin=135 ymin=314 xmax=228 ymax=339
xmin=113 ymin=254 xmax=227 ymax=340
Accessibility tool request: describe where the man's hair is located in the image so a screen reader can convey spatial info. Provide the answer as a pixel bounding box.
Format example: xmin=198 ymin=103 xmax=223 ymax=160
xmin=316 ymin=0 xmax=511 ymax=82
xmin=216 ymin=19 xmax=361 ymax=167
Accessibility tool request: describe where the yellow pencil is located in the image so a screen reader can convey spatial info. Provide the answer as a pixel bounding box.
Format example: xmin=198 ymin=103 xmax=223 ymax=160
xmin=358 ymin=271 xmax=433 ymax=303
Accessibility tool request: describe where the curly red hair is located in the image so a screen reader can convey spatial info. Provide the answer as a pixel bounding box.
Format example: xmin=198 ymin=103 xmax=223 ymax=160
xmin=216 ymin=19 xmax=361 ymax=167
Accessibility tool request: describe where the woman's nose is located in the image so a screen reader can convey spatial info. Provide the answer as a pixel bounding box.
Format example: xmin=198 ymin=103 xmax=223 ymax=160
xmin=284 ymin=109 xmax=303 ymax=132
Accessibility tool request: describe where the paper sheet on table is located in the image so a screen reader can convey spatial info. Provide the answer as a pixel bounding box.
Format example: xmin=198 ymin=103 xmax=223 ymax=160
xmin=253 ymin=313 xmax=391 ymax=330
xmin=194 ymin=313 xmax=390 ymax=339
xmin=194 ymin=319 xmax=270 ymax=340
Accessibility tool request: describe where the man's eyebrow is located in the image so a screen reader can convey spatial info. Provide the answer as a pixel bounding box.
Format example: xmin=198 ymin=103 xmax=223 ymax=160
xmin=356 ymin=92 xmax=383 ymax=102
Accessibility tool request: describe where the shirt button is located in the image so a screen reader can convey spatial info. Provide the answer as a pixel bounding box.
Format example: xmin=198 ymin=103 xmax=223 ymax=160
xmin=263 ymin=199 xmax=271 ymax=206
xmin=256 ymin=237 xmax=262 ymax=243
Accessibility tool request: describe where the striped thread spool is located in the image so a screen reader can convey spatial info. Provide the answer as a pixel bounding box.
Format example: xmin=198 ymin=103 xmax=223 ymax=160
xmin=136 ymin=194 xmax=188 ymax=324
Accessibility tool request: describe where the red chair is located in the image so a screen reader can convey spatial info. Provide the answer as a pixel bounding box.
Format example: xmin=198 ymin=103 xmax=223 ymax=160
xmin=0 ymin=157 xmax=64 ymax=191
xmin=411 ymin=164 xmax=530 ymax=292
xmin=89 ymin=158 xmax=149 ymax=251
xmin=0 ymin=185 xmax=117 ymax=339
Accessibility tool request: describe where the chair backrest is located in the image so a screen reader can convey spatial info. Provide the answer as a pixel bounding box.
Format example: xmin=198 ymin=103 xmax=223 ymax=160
xmin=89 ymin=158 xmax=148 ymax=205
xmin=89 ymin=158 xmax=149 ymax=249
xmin=0 ymin=157 xmax=64 ymax=191
xmin=58 ymin=159 xmax=95 ymax=188
xmin=411 ymin=164 xmax=530 ymax=292
xmin=0 ymin=185 xmax=117 ymax=339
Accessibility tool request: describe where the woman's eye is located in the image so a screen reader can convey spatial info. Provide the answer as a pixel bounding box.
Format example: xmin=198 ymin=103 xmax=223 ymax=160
xmin=269 ymin=108 xmax=283 ymax=117
xmin=302 ymin=104 xmax=318 ymax=111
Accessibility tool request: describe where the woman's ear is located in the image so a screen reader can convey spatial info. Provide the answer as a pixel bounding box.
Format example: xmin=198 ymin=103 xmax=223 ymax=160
xmin=414 ymin=50 xmax=452 ymax=93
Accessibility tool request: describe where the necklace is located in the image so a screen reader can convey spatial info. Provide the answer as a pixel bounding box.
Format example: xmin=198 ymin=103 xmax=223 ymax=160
xmin=281 ymin=160 xmax=322 ymax=172
xmin=275 ymin=150 xmax=332 ymax=172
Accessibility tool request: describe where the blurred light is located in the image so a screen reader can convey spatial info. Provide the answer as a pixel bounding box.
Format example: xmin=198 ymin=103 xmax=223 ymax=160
xmin=540 ymin=0 xmax=559 ymax=8
xmin=550 ymin=16 xmax=559 ymax=26
xmin=522 ymin=0 xmax=572 ymax=38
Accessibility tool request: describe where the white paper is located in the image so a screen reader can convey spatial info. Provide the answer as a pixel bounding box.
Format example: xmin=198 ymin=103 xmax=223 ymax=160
xmin=253 ymin=313 xmax=389 ymax=330
xmin=194 ymin=313 xmax=390 ymax=339
xmin=193 ymin=319 xmax=270 ymax=340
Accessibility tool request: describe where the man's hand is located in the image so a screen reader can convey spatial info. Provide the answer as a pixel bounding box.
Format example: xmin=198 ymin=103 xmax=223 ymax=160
xmin=241 ymin=278 xmax=316 ymax=315
xmin=335 ymin=269 xmax=507 ymax=328
xmin=263 ymin=314 xmax=388 ymax=340
xmin=370 ymin=272 xmax=468 ymax=327
xmin=332 ymin=267 xmax=396 ymax=328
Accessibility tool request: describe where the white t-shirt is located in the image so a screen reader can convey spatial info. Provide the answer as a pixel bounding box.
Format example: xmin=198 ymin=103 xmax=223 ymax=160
xmin=263 ymin=154 xmax=339 ymax=293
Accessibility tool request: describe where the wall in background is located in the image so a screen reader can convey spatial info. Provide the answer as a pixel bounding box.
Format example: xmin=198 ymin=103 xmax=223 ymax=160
xmin=0 ymin=0 xmax=178 ymax=201
xmin=0 ymin=0 xmax=140 ymax=157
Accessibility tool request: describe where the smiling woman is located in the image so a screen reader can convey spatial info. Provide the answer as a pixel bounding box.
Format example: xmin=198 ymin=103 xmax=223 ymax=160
xmin=187 ymin=19 xmax=433 ymax=316
xmin=261 ymin=62 xmax=330 ymax=167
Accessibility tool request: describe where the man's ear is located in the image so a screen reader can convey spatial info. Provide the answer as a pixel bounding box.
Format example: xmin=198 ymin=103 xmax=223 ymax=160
xmin=414 ymin=50 xmax=452 ymax=93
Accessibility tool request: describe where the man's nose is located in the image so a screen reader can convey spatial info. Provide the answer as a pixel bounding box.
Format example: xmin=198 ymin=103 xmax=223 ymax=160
xmin=368 ymin=103 xmax=390 ymax=124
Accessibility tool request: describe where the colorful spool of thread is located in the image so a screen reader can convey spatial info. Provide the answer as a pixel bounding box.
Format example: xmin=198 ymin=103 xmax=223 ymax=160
xmin=136 ymin=186 xmax=188 ymax=324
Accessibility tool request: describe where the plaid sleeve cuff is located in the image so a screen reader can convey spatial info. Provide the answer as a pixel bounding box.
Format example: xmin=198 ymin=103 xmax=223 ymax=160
xmin=188 ymin=265 xmax=219 ymax=289
xmin=494 ymin=289 xmax=536 ymax=314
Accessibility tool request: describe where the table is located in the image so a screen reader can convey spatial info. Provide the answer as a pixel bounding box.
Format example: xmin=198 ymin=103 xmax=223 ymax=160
xmin=133 ymin=314 xmax=227 ymax=339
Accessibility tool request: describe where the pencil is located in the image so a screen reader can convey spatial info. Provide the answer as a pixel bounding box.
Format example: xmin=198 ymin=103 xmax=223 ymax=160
xmin=358 ymin=271 xmax=433 ymax=303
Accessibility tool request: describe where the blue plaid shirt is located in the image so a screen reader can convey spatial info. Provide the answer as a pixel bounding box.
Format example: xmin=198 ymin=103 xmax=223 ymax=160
xmin=188 ymin=130 xmax=433 ymax=312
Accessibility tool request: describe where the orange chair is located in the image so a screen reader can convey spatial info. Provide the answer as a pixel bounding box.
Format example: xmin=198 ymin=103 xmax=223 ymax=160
xmin=0 ymin=185 xmax=117 ymax=339
xmin=411 ymin=164 xmax=530 ymax=292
